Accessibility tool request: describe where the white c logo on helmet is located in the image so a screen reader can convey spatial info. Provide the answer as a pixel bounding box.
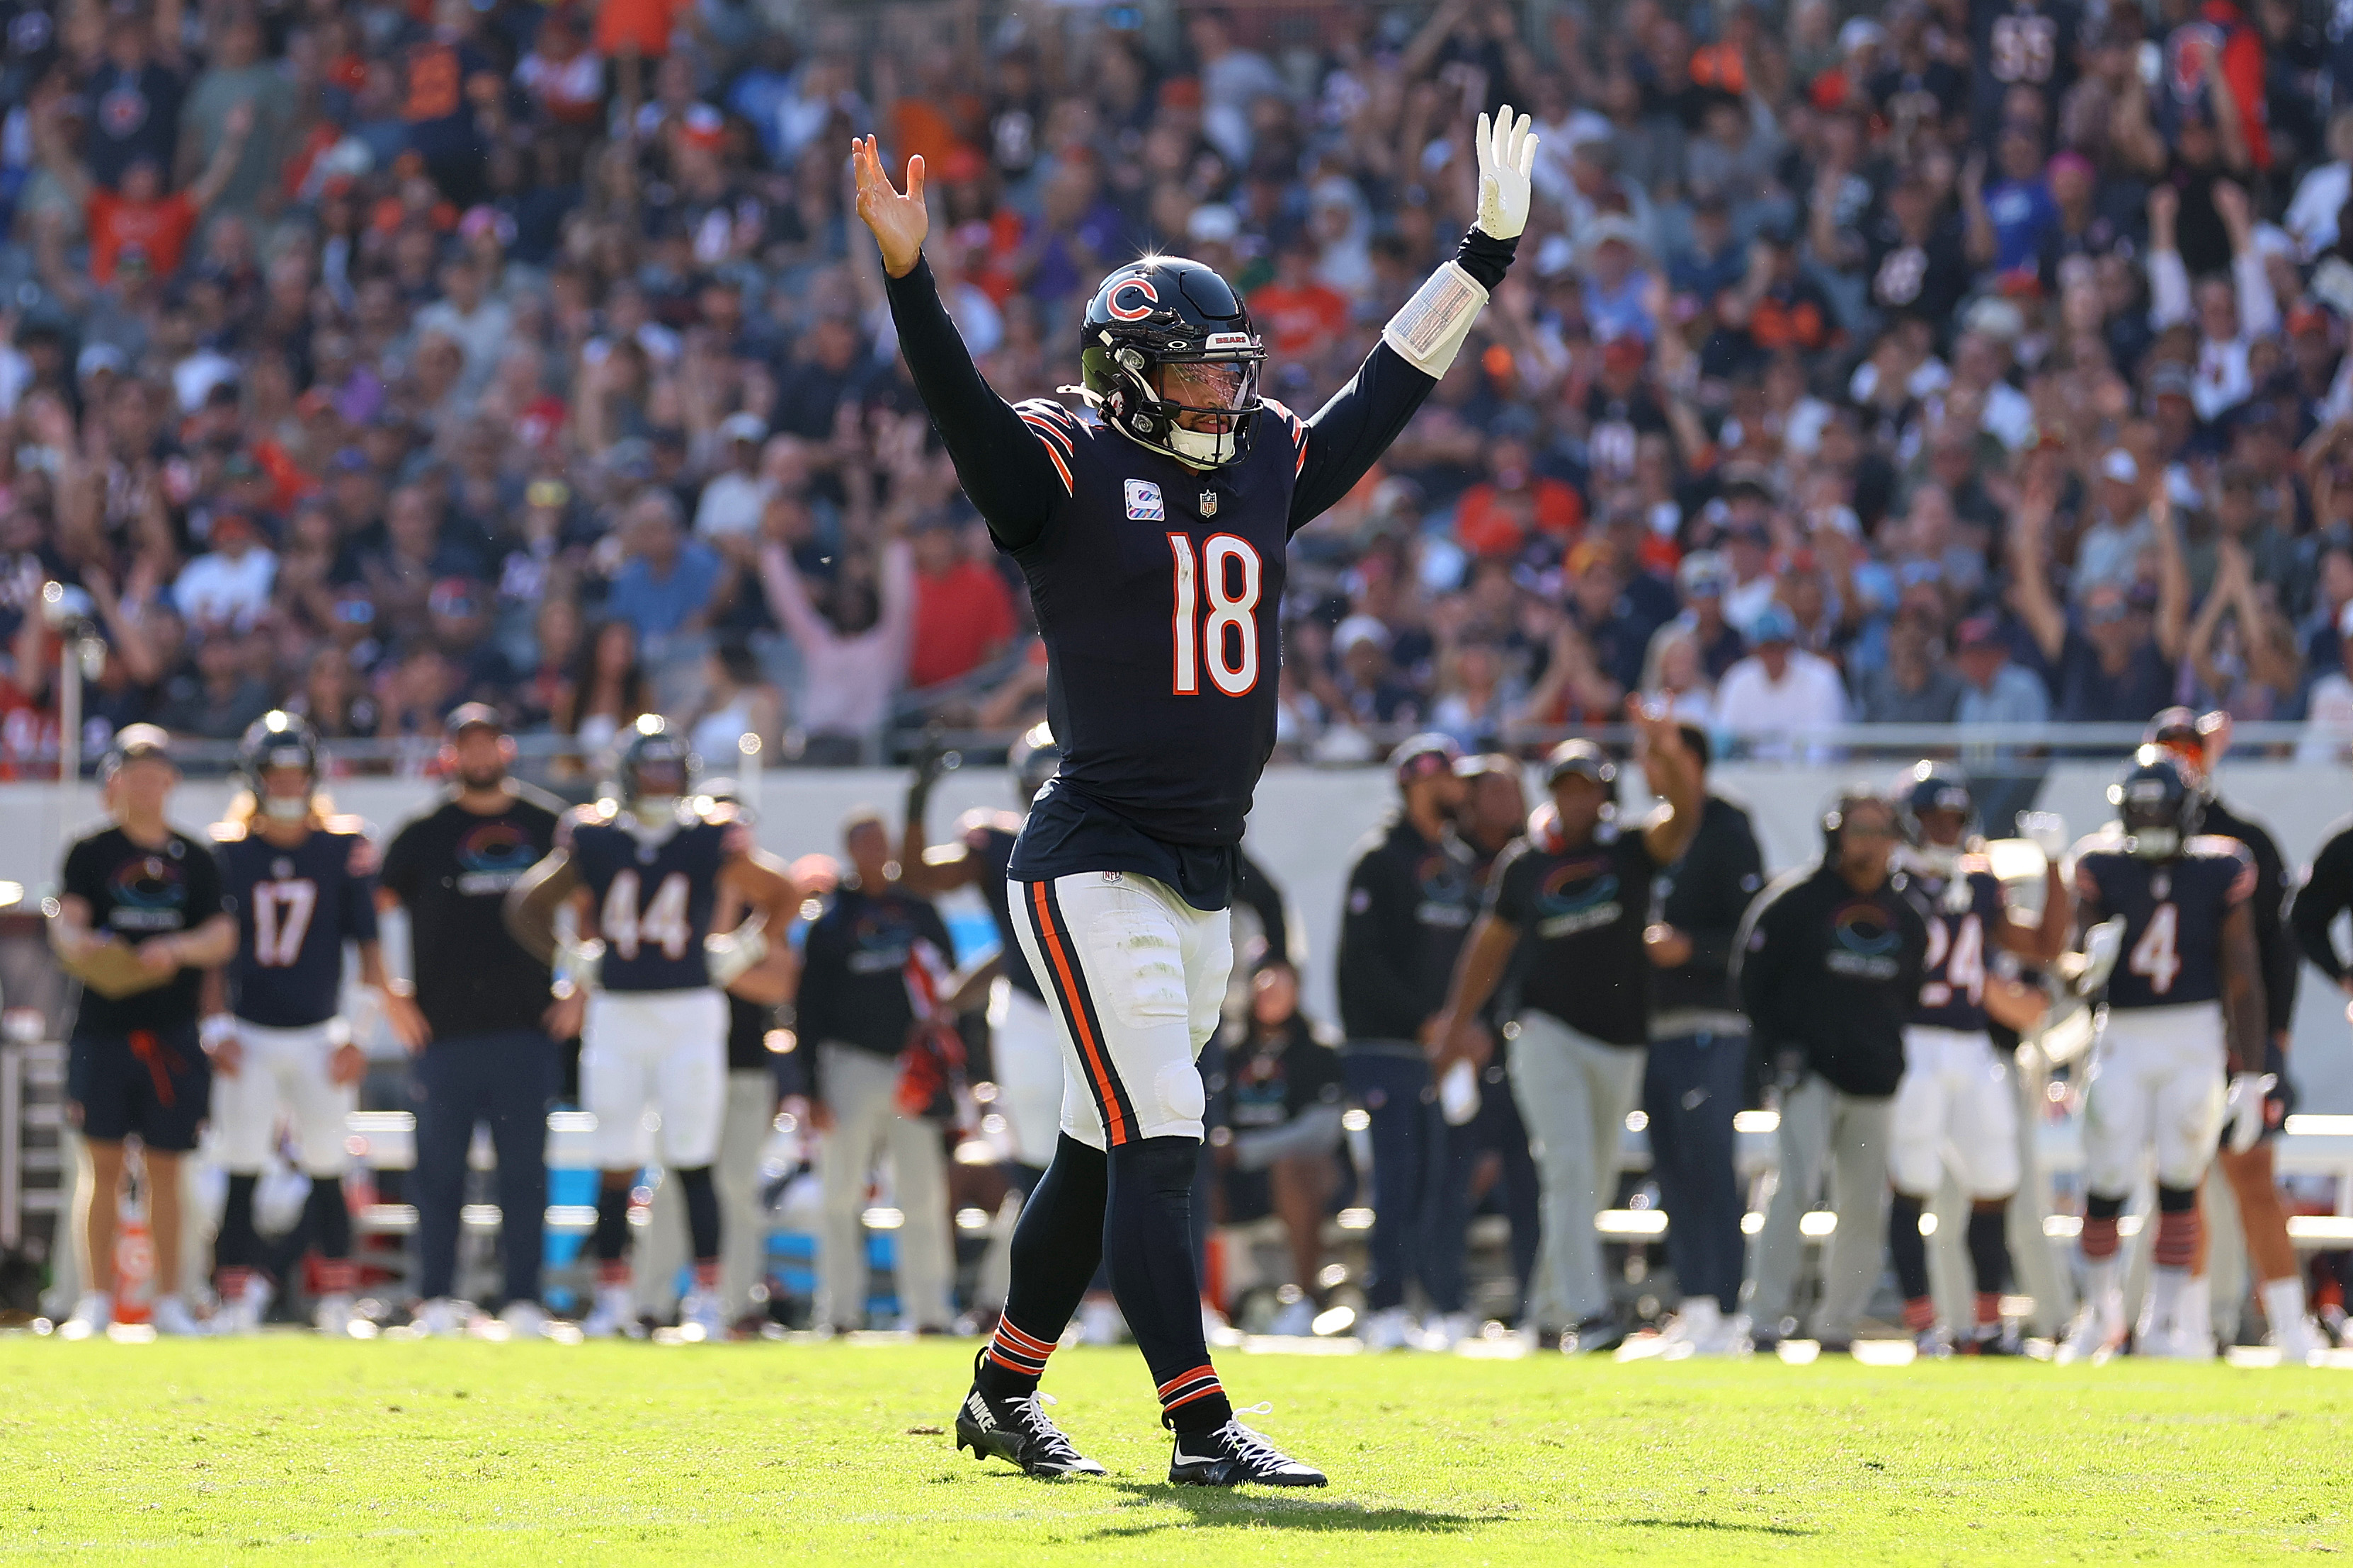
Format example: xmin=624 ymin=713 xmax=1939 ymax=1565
xmin=1106 ymin=277 xmax=1159 ymax=321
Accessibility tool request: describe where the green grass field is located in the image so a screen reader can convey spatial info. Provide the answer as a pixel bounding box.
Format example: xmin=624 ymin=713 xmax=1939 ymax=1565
xmin=2 ymin=1336 xmax=2349 ymax=1565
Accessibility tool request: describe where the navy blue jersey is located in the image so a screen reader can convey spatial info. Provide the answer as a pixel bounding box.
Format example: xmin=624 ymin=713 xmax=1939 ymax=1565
xmin=215 ymin=819 xmax=381 ymax=1029
xmin=961 ymin=811 xmax=1041 ymax=1002
xmin=2073 ymin=833 xmax=2256 ymax=1010
xmin=883 ymin=246 xmax=1481 ymax=910
xmin=1005 ymin=394 xmax=1299 ymax=897
xmin=1904 ymin=864 xmax=2007 ymax=1033
xmin=567 ymin=808 xmax=738 ymax=992
xmin=1487 ymin=813 xmax=1660 ymax=1047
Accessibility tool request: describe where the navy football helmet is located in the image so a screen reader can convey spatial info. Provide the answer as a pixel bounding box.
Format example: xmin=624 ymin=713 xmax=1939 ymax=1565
xmin=1078 ymin=257 xmax=1266 ymax=470
xmin=2109 ymin=745 xmax=2201 ymax=861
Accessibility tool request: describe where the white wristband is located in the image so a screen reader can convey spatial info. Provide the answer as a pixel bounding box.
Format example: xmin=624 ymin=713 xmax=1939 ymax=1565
xmin=1381 ymin=259 xmax=1491 ymax=379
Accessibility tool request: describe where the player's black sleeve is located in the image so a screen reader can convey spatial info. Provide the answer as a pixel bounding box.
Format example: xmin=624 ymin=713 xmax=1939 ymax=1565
xmin=61 ymin=835 xmax=101 ymax=906
xmin=1287 ymin=228 xmax=1518 ymax=531
xmin=344 ymin=850 xmax=381 ymax=944
xmin=2290 ymin=820 xmax=2353 ymax=984
xmin=1234 ymin=851 xmax=1291 ymax=967
xmin=2238 ymin=819 xmax=2298 ymax=1036
xmin=379 ymin=819 xmax=421 ymax=905
xmin=185 ymin=840 xmax=225 ymax=923
xmin=1733 ymin=869 xmax=1812 ymax=1054
xmin=882 ymin=256 xmax=1063 ymax=551
xmin=793 ymin=912 xmax=842 ymax=1059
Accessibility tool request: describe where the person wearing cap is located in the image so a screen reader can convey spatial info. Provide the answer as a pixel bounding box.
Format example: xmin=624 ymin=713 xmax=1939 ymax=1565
xmin=375 ymin=706 xmax=569 ymax=1337
xmin=1656 ymin=550 xmax=1748 ymax=682
xmin=693 ymin=413 xmax=776 ymax=542
xmin=49 ymin=726 xmax=239 ymax=1337
xmin=171 ymin=508 xmax=277 ymax=634
xmin=1733 ymin=786 xmax=1930 ymax=1351
xmin=1332 ymin=734 xmax=1478 ymax=1351
xmin=1714 ymin=601 xmax=1849 ymax=752
xmin=1633 ymin=726 xmax=1765 ymax=1355
xmin=2146 ymin=711 xmax=2325 ymax=1356
xmin=1429 ymin=702 xmax=1703 ymax=1351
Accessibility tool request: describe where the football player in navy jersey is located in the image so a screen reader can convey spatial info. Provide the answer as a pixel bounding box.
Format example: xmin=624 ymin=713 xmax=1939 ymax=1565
xmin=204 ymin=713 xmax=419 ymax=1337
xmin=2058 ymin=749 xmax=2267 ymax=1362
xmin=1885 ymin=764 xmax=2068 ymax=1356
xmin=505 ymin=716 xmax=799 ymax=1340
xmin=853 ymin=105 xmax=1535 ymax=1485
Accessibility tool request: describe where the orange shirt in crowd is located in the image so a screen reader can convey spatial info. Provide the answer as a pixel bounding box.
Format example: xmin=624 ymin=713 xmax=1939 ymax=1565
xmin=593 ymin=0 xmax=684 ymax=59
xmin=86 ymin=190 xmax=199 ymax=284
xmin=1453 ymin=478 xmax=1584 ymax=558
xmin=909 ymin=559 xmax=1018 ymax=689
xmin=1248 ymin=280 xmax=1352 ymax=360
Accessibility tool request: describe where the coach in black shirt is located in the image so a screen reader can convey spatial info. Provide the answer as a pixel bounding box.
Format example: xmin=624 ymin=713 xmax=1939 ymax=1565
xmin=1641 ymin=727 xmax=1764 ymax=1342
xmin=1332 ymin=735 xmax=1476 ymax=1349
xmin=376 ymin=705 xmax=564 ymax=1334
xmin=1736 ymin=788 xmax=1928 ymax=1349
xmin=798 ymin=808 xmax=957 ymax=1333
xmin=1432 ymin=707 xmax=1702 ymax=1350
xmin=50 ymin=725 xmax=237 ymax=1336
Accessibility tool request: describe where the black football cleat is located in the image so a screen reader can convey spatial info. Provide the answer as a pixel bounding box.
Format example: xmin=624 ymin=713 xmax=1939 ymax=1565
xmin=955 ymin=1370 xmax=1106 ymax=1479
xmin=1168 ymin=1411 xmax=1327 ymax=1487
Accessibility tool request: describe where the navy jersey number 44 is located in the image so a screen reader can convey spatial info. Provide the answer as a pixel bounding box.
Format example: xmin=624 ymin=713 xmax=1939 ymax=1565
xmin=567 ymin=808 xmax=741 ymax=991
xmin=2073 ymin=833 xmax=2255 ymax=1010
xmin=215 ymin=819 xmax=381 ymax=1029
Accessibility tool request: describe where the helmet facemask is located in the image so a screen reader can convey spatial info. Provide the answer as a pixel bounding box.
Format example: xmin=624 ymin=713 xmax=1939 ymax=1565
xmin=1088 ymin=341 xmax=1264 ymax=469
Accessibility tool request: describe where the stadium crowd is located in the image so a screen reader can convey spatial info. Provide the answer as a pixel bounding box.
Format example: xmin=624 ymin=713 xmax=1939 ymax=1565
xmin=3 ymin=0 xmax=2353 ymax=769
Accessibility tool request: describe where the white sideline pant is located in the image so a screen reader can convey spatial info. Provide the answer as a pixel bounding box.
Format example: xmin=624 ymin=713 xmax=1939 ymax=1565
xmin=1887 ymin=1027 xmax=2019 ymax=1199
xmin=1746 ymin=1072 xmax=1892 ymax=1343
xmin=581 ymin=989 xmax=728 ymax=1169
xmin=634 ymin=1069 xmax=779 ymax=1319
xmin=2082 ymin=1002 xmax=2227 ymax=1195
xmin=813 ymin=1043 xmax=952 ymax=1332
xmin=210 ymin=1019 xmax=357 ymax=1177
xmin=1507 ymin=1009 xmax=1647 ymax=1332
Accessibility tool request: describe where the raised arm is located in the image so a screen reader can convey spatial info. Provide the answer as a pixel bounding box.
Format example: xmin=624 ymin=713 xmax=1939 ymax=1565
xmin=186 ymin=102 xmax=255 ymax=213
xmin=1289 ymin=109 xmax=1534 ymax=529
xmin=855 ymin=137 xmax=1061 ymax=551
xmin=757 ymin=540 xmax=836 ymax=653
xmin=2005 ymin=485 xmax=2069 ymax=664
xmin=2151 ymin=483 xmax=2190 ymax=663
xmin=2290 ymin=828 xmax=2353 ymax=989
xmin=1632 ymin=697 xmax=1704 ymax=865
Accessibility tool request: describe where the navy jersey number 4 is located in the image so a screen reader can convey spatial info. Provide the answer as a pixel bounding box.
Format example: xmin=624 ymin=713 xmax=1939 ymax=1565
xmin=216 ymin=820 xmax=380 ymax=1029
xmin=567 ymin=810 xmax=739 ymax=991
xmin=2073 ymin=834 xmax=2255 ymax=1010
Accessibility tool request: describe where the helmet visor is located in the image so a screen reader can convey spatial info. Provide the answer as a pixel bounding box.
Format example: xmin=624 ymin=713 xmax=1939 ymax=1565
xmin=1153 ymin=358 xmax=1260 ymax=419
xmin=632 ymin=756 xmax=688 ymax=798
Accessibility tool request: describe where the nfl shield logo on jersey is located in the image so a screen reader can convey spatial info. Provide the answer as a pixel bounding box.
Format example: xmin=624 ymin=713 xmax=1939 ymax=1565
xmin=1199 ymin=489 xmax=1218 ymax=517
xmin=1123 ymin=479 xmax=1164 ymax=520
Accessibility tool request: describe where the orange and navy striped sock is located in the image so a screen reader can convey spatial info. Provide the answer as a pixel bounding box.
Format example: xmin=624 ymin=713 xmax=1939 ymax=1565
xmin=1901 ymin=1295 xmax=1937 ymax=1333
xmin=979 ymin=1314 xmax=1059 ymax=1394
xmin=1156 ymin=1363 xmax=1231 ymax=1433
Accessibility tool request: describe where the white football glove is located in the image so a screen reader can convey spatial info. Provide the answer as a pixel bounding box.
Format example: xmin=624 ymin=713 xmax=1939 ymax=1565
xmin=2225 ymin=1071 xmax=2278 ymax=1155
xmin=705 ymin=913 xmax=769 ymax=989
xmin=2016 ymin=811 xmax=2070 ymax=861
xmin=1475 ymin=103 xmax=1537 ymax=242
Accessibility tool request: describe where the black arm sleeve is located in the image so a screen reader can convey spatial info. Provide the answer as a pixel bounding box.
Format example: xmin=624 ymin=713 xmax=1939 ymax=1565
xmin=1234 ymin=852 xmax=1291 ymax=966
xmin=2243 ymin=823 xmax=2298 ymax=1035
xmin=882 ymin=257 xmax=1062 ymax=551
xmin=1685 ymin=815 xmax=1766 ymax=980
xmin=1733 ymin=871 xmax=1808 ymax=1049
xmin=2290 ymin=823 xmax=2353 ymax=984
xmin=1287 ymin=228 xmax=1520 ymax=532
xmin=793 ymin=917 xmax=840 ymax=1057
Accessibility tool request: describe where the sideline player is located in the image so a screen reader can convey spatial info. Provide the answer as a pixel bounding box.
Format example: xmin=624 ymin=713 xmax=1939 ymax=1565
xmin=853 ymin=101 xmax=1537 ymax=1484
xmin=2144 ymin=710 xmax=2324 ymax=1358
xmin=899 ymin=726 xmax=1066 ymax=1191
xmin=506 ymin=716 xmax=798 ymax=1339
xmin=1886 ymin=763 xmax=2066 ymax=1356
xmin=204 ymin=713 xmax=420 ymax=1335
xmin=50 ymin=725 xmax=239 ymax=1336
xmin=2059 ymin=749 xmax=2267 ymax=1361
xmin=1428 ymin=716 xmax=1703 ymax=1353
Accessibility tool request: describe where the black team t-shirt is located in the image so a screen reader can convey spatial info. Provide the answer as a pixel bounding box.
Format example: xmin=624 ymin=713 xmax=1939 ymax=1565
xmin=1486 ymin=812 xmax=1660 ymax=1047
xmin=62 ymin=823 xmax=224 ymax=1036
xmin=378 ymin=788 xmax=564 ymax=1040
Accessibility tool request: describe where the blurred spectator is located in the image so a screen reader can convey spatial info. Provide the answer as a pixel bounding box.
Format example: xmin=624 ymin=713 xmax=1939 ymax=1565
xmin=906 ymin=512 xmax=1015 ymax=694
xmin=605 ymin=493 xmax=724 ymax=651
xmin=1953 ymin=615 xmax=2051 ymax=726
xmin=172 ymin=511 xmax=275 ymax=634
xmin=1715 ymin=604 xmax=1849 ymax=743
